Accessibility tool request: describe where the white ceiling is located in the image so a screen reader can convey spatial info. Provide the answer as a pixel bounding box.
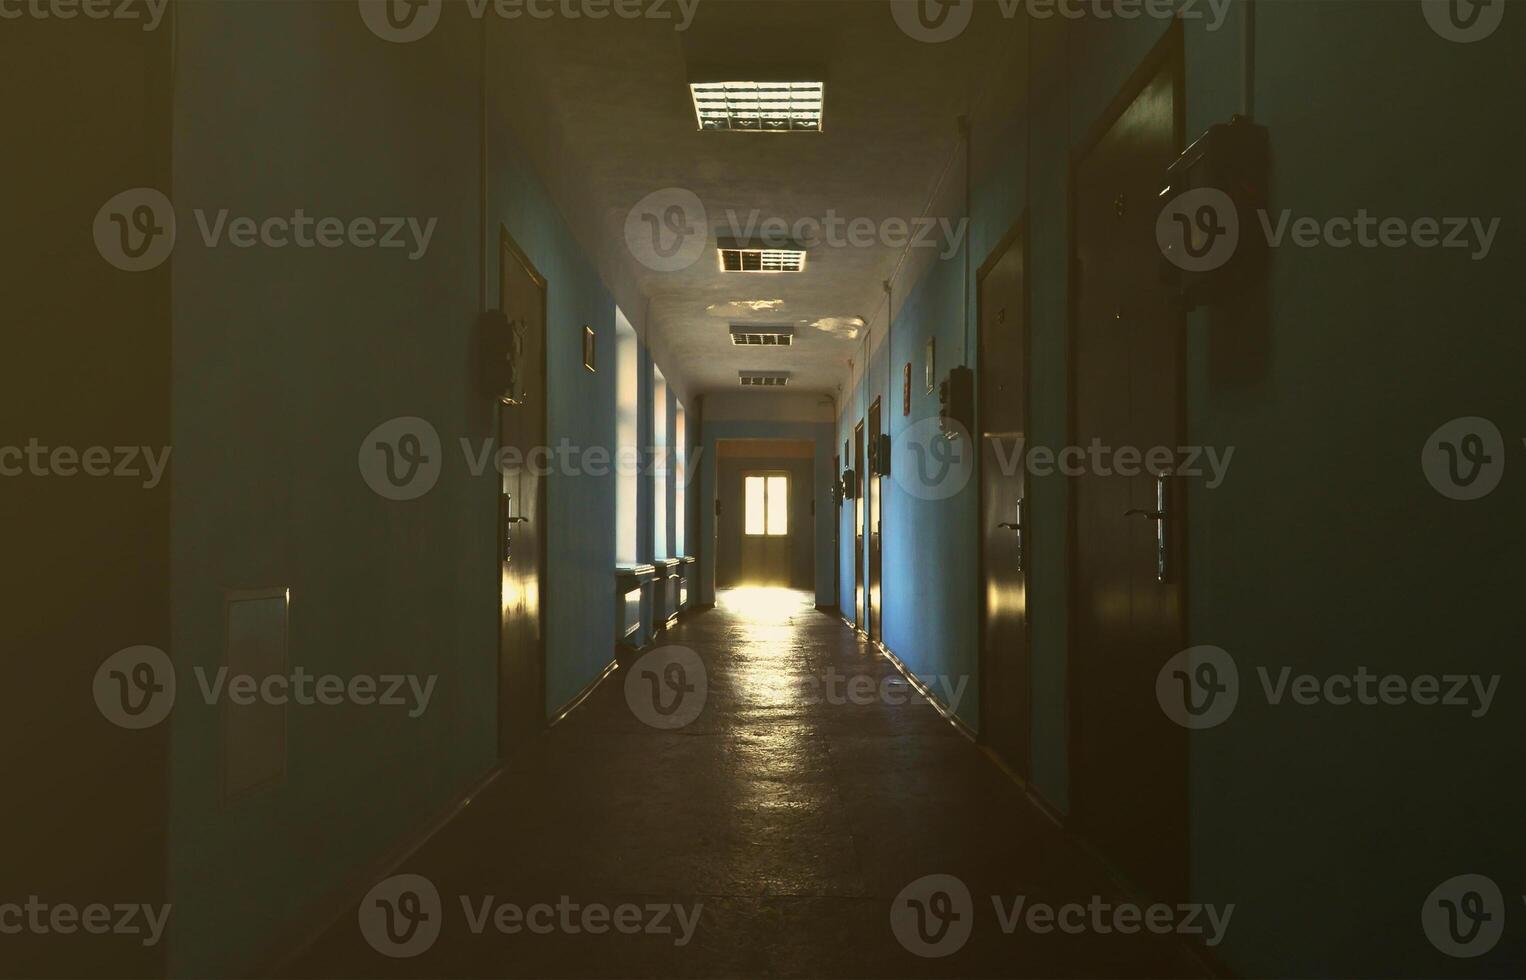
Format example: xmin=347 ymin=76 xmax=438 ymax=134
xmin=490 ymin=1 xmax=1028 ymax=397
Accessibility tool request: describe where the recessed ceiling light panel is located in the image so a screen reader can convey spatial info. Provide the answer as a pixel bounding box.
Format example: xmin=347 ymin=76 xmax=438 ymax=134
xmin=691 ymin=81 xmax=824 ymax=133
xmin=739 ymin=371 xmax=791 ymax=387
xmin=719 ymin=247 xmax=806 ymax=273
xmin=730 ymin=324 xmax=795 ymax=346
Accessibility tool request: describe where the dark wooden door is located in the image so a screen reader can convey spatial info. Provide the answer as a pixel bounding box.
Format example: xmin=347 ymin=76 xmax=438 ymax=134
xmin=867 ymin=397 xmax=883 ymax=642
xmin=979 ymin=221 xmax=1030 ymax=778
xmin=498 ymin=229 xmax=547 ymax=759
xmin=1071 ymin=52 xmax=1187 ymax=902
xmin=853 ymin=420 xmax=865 ymax=630
xmin=833 ymin=451 xmax=842 ymax=607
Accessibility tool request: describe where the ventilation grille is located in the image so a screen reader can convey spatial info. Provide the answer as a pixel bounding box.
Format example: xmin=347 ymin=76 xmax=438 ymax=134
xmin=691 ymin=81 xmax=825 ymax=133
xmin=730 ymin=324 xmax=794 ymax=347
xmin=740 ymin=371 xmax=791 ymax=387
xmin=720 ymin=247 xmax=806 ymax=272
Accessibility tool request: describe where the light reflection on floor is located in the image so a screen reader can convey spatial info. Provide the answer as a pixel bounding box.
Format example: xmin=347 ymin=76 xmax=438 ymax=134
xmin=718 ymin=588 xmax=814 ymax=709
xmin=718 ymin=586 xmax=811 ymax=624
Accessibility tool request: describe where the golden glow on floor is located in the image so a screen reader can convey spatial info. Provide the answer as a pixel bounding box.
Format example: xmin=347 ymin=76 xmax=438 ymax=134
xmin=719 ymin=586 xmax=809 ymax=623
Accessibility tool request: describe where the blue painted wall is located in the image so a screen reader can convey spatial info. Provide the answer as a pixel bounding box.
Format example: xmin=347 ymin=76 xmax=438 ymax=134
xmin=487 ymin=88 xmax=620 ymax=718
xmin=836 ymin=5 xmax=1525 ymax=976
xmin=171 ymin=8 xmax=493 ymax=974
xmin=838 ymin=252 xmax=981 ymax=731
xmin=167 ymin=5 xmax=676 ymax=973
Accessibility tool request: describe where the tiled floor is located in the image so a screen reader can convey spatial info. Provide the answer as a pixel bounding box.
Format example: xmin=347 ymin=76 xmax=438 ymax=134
xmin=285 ymin=589 xmax=1202 ymax=978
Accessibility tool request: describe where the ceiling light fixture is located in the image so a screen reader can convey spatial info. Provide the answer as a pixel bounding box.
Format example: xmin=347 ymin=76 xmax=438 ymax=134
xmin=730 ymin=325 xmax=795 ymax=347
xmin=690 ymin=81 xmax=825 ymax=133
xmin=719 ymin=246 xmax=806 ymax=273
xmin=739 ymin=371 xmax=791 ymax=387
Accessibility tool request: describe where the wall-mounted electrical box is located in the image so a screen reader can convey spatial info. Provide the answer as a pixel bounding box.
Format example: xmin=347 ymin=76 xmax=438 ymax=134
xmin=1158 ymin=114 xmax=1269 ymax=310
xmin=477 ymin=309 xmax=526 ymax=404
xmin=938 ymin=366 xmax=974 ymax=440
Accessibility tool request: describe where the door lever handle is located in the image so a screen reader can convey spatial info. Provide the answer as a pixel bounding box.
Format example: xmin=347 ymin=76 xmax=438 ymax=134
xmin=1124 ymin=473 xmax=1171 ymax=582
xmin=506 ymin=516 xmax=530 ymax=524
xmin=998 ymin=498 xmax=1025 ymax=572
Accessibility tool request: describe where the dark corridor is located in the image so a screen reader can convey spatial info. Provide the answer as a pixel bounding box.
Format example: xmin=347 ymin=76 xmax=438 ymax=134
xmin=286 ymin=591 xmax=1197 ymax=979
xmin=11 ymin=1 xmax=1525 ymax=978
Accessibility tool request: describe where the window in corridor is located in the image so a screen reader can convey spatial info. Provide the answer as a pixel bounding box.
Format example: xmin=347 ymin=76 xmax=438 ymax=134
xmin=653 ymin=367 xmax=669 ymax=560
xmin=615 ymin=309 xmax=637 ymax=565
xmin=744 ymin=473 xmax=788 ymax=536
xmin=674 ymin=402 xmax=687 ymax=556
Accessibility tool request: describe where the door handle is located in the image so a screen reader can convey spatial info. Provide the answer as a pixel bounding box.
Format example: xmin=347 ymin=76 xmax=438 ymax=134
xmin=997 ymin=497 xmax=1025 ymax=572
xmin=500 ymin=492 xmax=527 ymax=563
xmin=1123 ymin=473 xmax=1170 ymax=583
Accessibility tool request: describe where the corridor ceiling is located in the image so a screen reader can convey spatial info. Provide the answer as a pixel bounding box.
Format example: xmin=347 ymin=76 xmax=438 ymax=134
xmin=491 ymin=1 xmax=1029 ymax=395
